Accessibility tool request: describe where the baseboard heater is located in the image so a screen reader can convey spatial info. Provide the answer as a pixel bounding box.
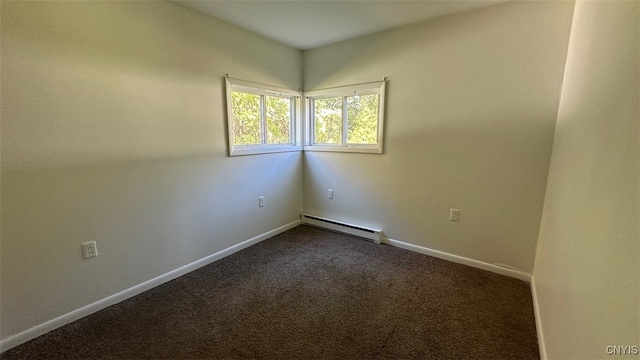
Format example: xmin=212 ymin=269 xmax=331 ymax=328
xmin=300 ymin=213 xmax=382 ymax=244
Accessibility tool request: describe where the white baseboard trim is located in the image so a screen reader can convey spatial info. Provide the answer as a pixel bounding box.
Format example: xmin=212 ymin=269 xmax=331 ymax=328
xmin=530 ymin=276 xmax=547 ymax=360
xmin=0 ymin=220 xmax=301 ymax=353
xmin=381 ymin=236 xmax=531 ymax=282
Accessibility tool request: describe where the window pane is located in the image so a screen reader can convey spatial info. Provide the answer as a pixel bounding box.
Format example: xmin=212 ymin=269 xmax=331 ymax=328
xmin=231 ymin=92 xmax=262 ymax=145
xmin=314 ymin=97 xmax=342 ymax=144
xmin=266 ymin=96 xmax=291 ymax=145
xmin=347 ymin=94 xmax=379 ymax=144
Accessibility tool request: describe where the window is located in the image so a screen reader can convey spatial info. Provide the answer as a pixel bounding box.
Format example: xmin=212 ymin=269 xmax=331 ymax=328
xmin=305 ymin=81 xmax=386 ymax=154
xmin=226 ymin=78 xmax=301 ymax=156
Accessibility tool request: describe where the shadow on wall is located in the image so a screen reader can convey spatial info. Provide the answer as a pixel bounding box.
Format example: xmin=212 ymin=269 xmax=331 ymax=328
xmin=303 ymin=1 xmax=561 ymax=91
xmin=301 ymin=1 xmax=575 ymax=273
xmin=2 ymin=0 xmax=300 ymax=171
xmin=303 ymin=113 xmax=551 ymax=265
xmin=1 ymin=0 xmax=304 ymax=341
xmin=0 ymin=150 xmax=303 ymax=338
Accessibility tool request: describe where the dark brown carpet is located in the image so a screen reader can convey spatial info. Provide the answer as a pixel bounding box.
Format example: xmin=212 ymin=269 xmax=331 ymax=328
xmin=2 ymin=225 xmax=539 ymax=359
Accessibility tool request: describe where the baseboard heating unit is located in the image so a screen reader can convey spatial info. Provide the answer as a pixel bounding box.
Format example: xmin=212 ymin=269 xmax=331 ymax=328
xmin=300 ymin=213 xmax=382 ymax=244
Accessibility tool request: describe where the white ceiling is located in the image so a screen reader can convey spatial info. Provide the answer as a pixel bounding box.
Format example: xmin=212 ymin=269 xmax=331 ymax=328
xmin=174 ymin=1 xmax=506 ymax=50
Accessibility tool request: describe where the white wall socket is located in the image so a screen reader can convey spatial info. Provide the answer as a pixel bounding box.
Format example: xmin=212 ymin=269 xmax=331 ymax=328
xmin=328 ymin=189 xmax=334 ymax=199
xmin=449 ymin=209 xmax=460 ymax=222
xmin=82 ymin=241 xmax=98 ymax=259
xmin=259 ymin=196 xmax=265 ymax=207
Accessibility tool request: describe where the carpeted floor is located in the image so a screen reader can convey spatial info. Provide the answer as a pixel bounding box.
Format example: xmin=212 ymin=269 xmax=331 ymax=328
xmin=2 ymin=225 xmax=539 ymax=359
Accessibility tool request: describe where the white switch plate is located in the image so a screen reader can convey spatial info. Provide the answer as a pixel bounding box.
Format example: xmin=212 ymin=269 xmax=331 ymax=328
xmin=328 ymin=189 xmax=334 ymax=199
xmin=259 ymin=196 xmax=265 ymax=207
xmin=449 ymin=209 xmax=460 ymax=222
xmin=82 ymin=241 xmax=98 ymax=259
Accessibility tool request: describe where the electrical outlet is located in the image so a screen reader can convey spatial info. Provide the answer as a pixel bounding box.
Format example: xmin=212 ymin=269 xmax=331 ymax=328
xmin=449 ymin=209 xmax=460 ymax=222
xmin=82 ymin=241 xmax=98 ymax=259
xmin=328 ymin=189 xmax=334 ymax=199
xmin=259 ymin=196 xmax=265 ymax=207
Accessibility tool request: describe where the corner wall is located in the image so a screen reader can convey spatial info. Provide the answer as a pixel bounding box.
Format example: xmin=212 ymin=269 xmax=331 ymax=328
xmin=532 ymin=1 xmax=639 ymax=358
xmin=0 ymin=1 xmax=303 ymax=341
xmin=302 ymin=1 xmax=574 ymax=273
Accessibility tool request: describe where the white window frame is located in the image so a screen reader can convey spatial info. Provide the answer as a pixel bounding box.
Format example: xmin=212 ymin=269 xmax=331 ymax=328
xmin=304 ymin=81 xmax=386 ymax=154
xmin=226 ymin=78 xmax=302 ymax=156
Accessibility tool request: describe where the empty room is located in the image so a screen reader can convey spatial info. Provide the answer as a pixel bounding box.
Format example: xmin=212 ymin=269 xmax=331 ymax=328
xmin=1 ymin=0 xmax=637 ymax=359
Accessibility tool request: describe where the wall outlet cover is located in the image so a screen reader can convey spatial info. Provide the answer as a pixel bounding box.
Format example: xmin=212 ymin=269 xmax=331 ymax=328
xmin=82 ymin=241 xmax=98 ymax=259
xmin=449 ymin=209 xmax=460 ymax=222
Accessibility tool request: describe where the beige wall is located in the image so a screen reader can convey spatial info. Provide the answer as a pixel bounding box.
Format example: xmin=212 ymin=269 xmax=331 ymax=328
xmin=0 ymin=1 xmax=303 ymax=339
xmin=302 ymin=1 xmax=574 ymax=273
xmin=533 ymin=1 xmax=639 ymax=358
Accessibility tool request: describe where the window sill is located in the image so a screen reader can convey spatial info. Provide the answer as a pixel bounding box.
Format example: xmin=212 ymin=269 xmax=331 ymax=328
xmin=303 ymin=145 xmax=383 ymax=154
xmin=229 ymin=145 xmax=302 ymax=157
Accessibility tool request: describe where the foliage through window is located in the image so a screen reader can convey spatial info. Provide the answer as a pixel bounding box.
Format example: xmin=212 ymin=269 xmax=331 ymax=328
xmin=305 ymin=81 xmax=385 ymax=154
xmin=226 ymin=78 xmax=301 ymax=156
xmin=225 ymin=78 xmax=385 ymax=156
xmin=313 ymin=97 xmax=342 ymax=144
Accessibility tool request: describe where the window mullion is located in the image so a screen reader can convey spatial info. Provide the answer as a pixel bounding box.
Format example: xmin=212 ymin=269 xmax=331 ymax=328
xmin=309 ymin=99 xmax=315 ymax=145
xmin=341 ymin=96 xmax=348 ymax=145
xmin=290 ymin=98 xmax=296 ymax=145
xmin=261 ymin=95 xmax=267 ymax=145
